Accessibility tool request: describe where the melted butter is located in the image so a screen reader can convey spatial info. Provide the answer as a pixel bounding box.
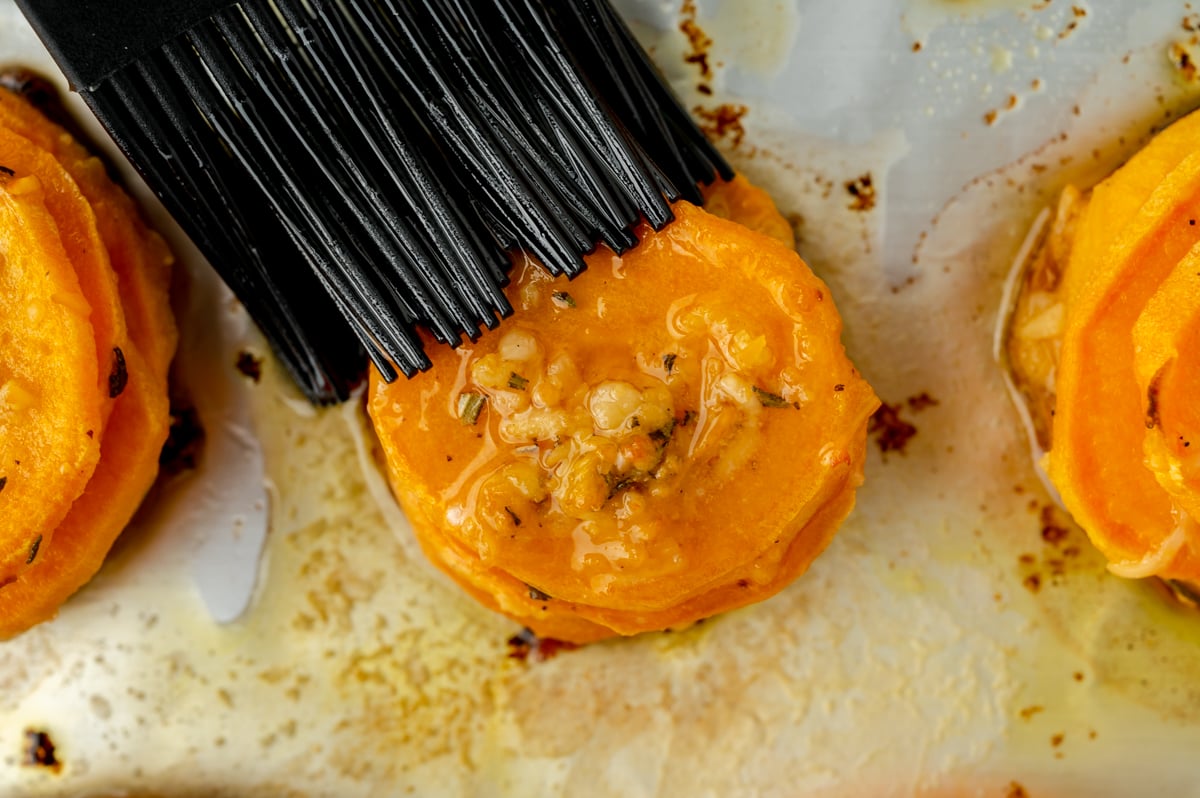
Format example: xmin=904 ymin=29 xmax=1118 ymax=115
xmin=411 ymin=238 xmax=822 ymax=600
xmin=703 ymin=0 xmax=800 ymax=79
xmin=903 ymin=0 xmax=1056 ymax=44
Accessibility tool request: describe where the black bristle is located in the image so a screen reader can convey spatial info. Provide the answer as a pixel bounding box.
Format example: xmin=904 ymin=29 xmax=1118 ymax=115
xmin=550 ymin=0 xmax=707 ymax=206
xmin=438 ymin=0 xmax=643 ymax=252
xmin=161 ymin=32 xmax=424 ymax=374
xmin=26 ymin=0 xmax=734 ymax=404
xmin=583 ymin=0 xmax=735 ymax=184
xmin=354 ymin=0 xmax=597 ymax=277
xmin=404 ymin=0 xmax=640 ymax=254
xmin=237 ymin=1 xmax=511 ymax=331
xmin=92 ymin=57 xmax=360 ymax=402
xmin=483 ymin=0 xmax=677 ymax=233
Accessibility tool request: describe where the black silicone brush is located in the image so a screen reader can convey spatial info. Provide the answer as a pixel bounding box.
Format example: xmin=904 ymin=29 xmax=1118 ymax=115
xmin=16 ymin=0 xmax=732 ymax=403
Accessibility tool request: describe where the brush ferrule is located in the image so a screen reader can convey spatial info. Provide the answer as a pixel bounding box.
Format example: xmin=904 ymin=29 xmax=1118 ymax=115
xmin=15 ymin=0 xmax=236 ymax=91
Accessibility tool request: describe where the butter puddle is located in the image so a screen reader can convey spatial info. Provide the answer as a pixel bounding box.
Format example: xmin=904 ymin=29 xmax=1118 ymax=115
xmin=902 ymin=0 xmax=1088 ymax=47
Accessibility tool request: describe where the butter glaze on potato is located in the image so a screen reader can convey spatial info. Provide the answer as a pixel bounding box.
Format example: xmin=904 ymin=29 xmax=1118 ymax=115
xmin=369 ymin=177 xmax=879 ymax=643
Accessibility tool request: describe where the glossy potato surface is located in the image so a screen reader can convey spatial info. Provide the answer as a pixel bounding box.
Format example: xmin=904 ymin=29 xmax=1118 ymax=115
xmin=370 ymin=179 xmax=878 ymax=642
xmin=0 ymin=89 xmax=174 ymax=638
xmin=0 ymin=177 xmax=102 ymax=589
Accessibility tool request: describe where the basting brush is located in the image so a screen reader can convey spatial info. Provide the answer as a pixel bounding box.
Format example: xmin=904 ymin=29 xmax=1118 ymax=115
xmin=16 ymin=0 xmax=732 ymax=404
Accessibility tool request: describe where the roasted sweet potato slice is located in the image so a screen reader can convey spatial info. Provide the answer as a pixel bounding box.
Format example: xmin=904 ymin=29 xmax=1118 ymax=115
xmin=701 ymin=174 xmax=796 ymax=248
xmin=0 ymin=173 xmax=102 ymax=586
xmin=412 ymin=433 xmax=866 ymax=642
xmin=1062 ymin=110 xmax=1200 ymax=308
xmin=0 ymin=124 xmax=127 ymax=428
xmin=0 ymin=90 xmax=175 ymax=636
xmin=0 ymin=107 xmax=133 ymax=581
xmin=0 ymin=90 xmax=176 ymax=381
xmin=0 ymin=342 xmax=167 ymax=638
xmin=1048 ymin=150 xmax=1200 ymax=579
xmin=370 ymin=181 xmax=878 ymax=642
xmin=1132 ymin=243 xmax=1200 ymax=526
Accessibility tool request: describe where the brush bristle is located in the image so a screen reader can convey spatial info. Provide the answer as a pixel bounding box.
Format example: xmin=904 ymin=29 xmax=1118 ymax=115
xmin=79 ymin=0 xmax=732 ymax=404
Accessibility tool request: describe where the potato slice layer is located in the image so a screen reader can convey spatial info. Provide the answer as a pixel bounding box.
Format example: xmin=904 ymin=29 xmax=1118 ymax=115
xmin=370 ymin=179 xmax=878 ymax=642
xmin=1132 ymin=246 xmax=1200 ymax=528
xmin=0 ymin=175 xmax=102 ymax=587
xmin=0 ymin=91 xmax=176 ymax=380
xmin=1005 ymin=108 xmax=1200 ymax=581
xmin=0 ymin=88 xmax=174 ymax=638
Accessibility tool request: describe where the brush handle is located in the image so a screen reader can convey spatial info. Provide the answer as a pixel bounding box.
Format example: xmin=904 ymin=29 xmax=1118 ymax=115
xmin=15 ymin=0 xmax=234 ymax=91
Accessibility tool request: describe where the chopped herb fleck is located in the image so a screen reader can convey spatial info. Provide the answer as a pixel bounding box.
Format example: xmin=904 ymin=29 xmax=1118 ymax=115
xmin=834 ymin=384 xmax=846 ymax=392
xmin=457 ymin=392 xmax=486 ymax=425
xmin=108 ymin=347 xmax=128 ymax=398
xmin=508 ymin=372 xmax=529 ymax=391
xmin=616 ymin=477 xmax=636 ymax=492
xmin=526 ymin=584 xmax=551 ymax=601
xmin=663 ymin=353 xmax=677 ymax=374
xmin=753 ymin=386 xmax=791 ymax=408
xmin=504 ymin=506 xmax=523 ymax=526
xmin=630 ymin=416 xmax=641 ymax=428
xmin=552 ymin=291 xmax=577 ymax=308
xmin=25 ymin=534 xmax=40 ymax=565
xmin=650 ymin=418 xmax=677 ymax=446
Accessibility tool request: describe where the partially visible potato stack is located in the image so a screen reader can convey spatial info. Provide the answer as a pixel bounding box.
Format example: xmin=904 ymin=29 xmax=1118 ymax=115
xmin=1005 ymin=109 xmax=1200 ymax=582
xmin=0 ymin=88 xmax=175 ymax=638
xmin=370 ymin=177 xmax=879 ymax=643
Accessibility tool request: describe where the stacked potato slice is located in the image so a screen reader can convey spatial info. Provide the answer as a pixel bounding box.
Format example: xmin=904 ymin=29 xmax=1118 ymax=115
xmin=0 ymin=89 xmax=175 ymax=637
xmin=369 ymin=177 xmax=878 ymax=643
xmin=1007 ymin=110 xmax=1200 ymax=581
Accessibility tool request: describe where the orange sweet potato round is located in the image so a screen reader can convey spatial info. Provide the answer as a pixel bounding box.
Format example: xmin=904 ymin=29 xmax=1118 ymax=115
xmin=0 ymin=341 xmax=167 ymax=638
xmin=0 ymin=90 xmax=176 ymax=381
xmin=701 ymin=174 xmax=797 ymax=248
xmin=0 ymin=173 xmax=102 ymax=588
xmin=0 ymin=91 xmax=175 ymax=638
xmin=1132 ymin=244 xmax=1200 ymax=527
xmin=1043 ymin=112 xmax=1200 ymax=580
xmin=0 ymin=124 xmax=127 ymax=421
xmin=369 ymin=182 xmax=878 ymax=642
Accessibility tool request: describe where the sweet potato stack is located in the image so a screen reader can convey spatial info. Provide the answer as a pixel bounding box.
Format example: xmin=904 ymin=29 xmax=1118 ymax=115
xmin=0 ymin=88 xmax=175 ymax=638
xmin=1007 ymin=109 xmax=1200 ymax=581
xmin=370 ymin=177 xmax=878 ymax=643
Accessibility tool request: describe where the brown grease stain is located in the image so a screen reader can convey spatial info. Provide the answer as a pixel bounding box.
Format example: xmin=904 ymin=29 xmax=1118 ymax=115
xmin=868 ymin=402 xmax=918 ymax=455
xmin=679 ymin=0 xmax=714 ymax=94
xmin=846 ymin=174 xmax=877 ymax=212
xmin=236 ymin=351 xmax=264 ymax=383
xmin=23 ymin=728 xmax=61 ymax=774
xmin=692 ymin=103 xmax=750 ymax=148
